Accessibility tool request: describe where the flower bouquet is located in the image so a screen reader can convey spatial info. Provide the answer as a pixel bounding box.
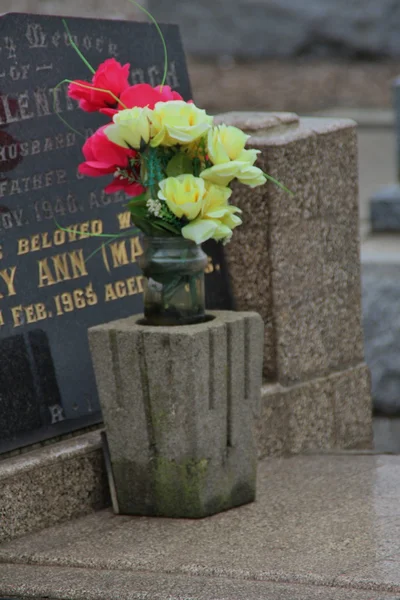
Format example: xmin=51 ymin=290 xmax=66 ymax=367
xmin=63 ymin=7 xmax=288 ymax=326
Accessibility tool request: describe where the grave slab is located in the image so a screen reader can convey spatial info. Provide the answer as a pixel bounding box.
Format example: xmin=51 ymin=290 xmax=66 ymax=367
xmin=0 ymin=430 xmax=109 ymax=543
xmin=1 ymin=564 xmax=399 ymax=600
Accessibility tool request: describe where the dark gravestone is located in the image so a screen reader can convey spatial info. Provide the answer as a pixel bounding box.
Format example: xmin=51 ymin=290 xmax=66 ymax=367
xmin=0 ymin=13 xmax=233 ymax=454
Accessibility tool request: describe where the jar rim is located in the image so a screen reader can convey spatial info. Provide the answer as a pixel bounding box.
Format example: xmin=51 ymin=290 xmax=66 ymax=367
xmin=143 ymin=236 xmax=199 ymax=247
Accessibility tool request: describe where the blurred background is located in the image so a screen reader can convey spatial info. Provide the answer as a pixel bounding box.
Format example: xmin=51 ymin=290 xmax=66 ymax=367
xmin=3 ymin=0 xmax=400 ymax=113
xmin=2 ymin=0 xmax=400 ymax=450
xmin=2 ymin=0 xmax=398 ymax=235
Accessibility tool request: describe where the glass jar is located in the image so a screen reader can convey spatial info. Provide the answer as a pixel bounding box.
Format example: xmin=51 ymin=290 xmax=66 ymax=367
xmin=138 ymin=236 xmax=208 ymax=326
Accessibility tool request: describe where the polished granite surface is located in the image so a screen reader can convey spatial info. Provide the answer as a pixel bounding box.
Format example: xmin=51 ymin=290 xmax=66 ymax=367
xmin=1 ymin=454 xmax=400 ymax=599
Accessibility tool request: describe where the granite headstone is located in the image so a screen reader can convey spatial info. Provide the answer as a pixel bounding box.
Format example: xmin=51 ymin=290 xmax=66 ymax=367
xmin=0 ymin=13 xmax=234 ymax=453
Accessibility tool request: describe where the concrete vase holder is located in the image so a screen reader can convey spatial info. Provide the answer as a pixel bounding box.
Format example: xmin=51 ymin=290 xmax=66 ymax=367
xmin=88 ymin=310 xmax=264 ymax=518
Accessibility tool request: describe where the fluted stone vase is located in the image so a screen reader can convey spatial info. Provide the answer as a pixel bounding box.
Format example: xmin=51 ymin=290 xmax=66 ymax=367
xmin=88 ymin=311 xmax=264 ymax=518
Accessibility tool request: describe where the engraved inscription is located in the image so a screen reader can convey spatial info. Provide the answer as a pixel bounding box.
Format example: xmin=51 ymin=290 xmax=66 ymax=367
xmin=0 ymin=12 xmax=197 ymax=450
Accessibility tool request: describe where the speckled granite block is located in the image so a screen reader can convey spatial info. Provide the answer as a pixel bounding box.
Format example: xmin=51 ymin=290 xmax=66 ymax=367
xmin=221 ymin=112 xmax=364 ymax=380
xmin=88 ymin=311 xmax=263 ymax=518
xmin=218 ymin=111 xmax=371 ymax=449
xmin=257 ymin=364 xmax=373 ymax=458
xmin=333 ymin=364 xmax=373 ymax=449
xmin=0 ymin=431 xmax=109 ymax=543
xmin=224 ymin=178 xmax=276 ymax=380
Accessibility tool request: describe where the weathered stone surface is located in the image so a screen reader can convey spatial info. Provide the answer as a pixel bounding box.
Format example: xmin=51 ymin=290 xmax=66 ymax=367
xmin=0 ymin=431 xmax=109 ymax=543
xmin=362 ymin=259 xmax=400 ymax=415
xmin=1 ymin=563 xmax=399 ymax=600
xmin=333 ymin=365 xmax=373 ymax=449
xmin=257 ymin=364 xmax=373 ymax=458
xmin=222 ymin=113 xmax=365 ymax=383
xmin=4 ymin=454 xmax=400 ymax=598
xmin=215 ymin=112 xmax=372 ymax=452
xmin=145 ymin=0 xmax=400 ymax=59
xmin=88 ymin=311 xmax=263 ymax=518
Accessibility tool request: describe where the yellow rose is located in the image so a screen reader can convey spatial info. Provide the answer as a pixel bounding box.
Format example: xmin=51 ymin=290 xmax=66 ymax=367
xmin=104 ymin=107 xmax=151 ymax=150
xmin=201 ymin=161 xmax=266 ymax=188
xmin=236 ymin=164 xmax=266 ymax=187
xmin=201 ymin=161 xmax=243 ymax=187
xmin=150 ymin=101 xmax=213 ymax=147
xmin=207 ymin=125 xmax=259 ymax=165
xmin=182 ymin=183 xmax=242 ymax=244
xmin=201 ymin=183 xmax=232 ymax=218
xmin=158 ymin=174 xmax=205 ymax=220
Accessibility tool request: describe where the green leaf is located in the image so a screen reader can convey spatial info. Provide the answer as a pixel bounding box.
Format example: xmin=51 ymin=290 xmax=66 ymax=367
xmin=152 ymin=219 xmax=181 ymax=235
xmin=166 ymin=153 xmax=194 ymax=178
xmin=263 ymin=172 xmax=295 ymax=196
xmin=127 ymin=193 xmax=147 ymax=208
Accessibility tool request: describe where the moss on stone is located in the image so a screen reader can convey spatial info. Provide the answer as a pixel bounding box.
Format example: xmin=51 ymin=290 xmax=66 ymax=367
xmin=153 ymin=456 xmax=209 ymax=517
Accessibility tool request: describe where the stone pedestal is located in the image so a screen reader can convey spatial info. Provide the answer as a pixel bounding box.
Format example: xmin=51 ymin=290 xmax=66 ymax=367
xmin=88 ymin=311 xmax=263 ymax=518
xmin=215 ymin=111 xmax=373 ymax=455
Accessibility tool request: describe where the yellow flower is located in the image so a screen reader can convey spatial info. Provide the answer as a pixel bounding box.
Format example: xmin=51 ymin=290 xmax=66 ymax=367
xmin=201 ymin=124 xmax=264 ymax=187
xmin=104 ymin=107 xmax=151 ymax=149
xmin=207 ymin=125 xmax=259 ymax=165
xmin=236 ymin=164 xmax=266 ymax=187
xmin=150 ymin=101 xmax=213 ymax=147
xmin=158 ymin=175 xmax=205 ymax=220
xmin=201 ymin=183 xmax=232 ymax=218
xmin=182 ymin=183 xmax=242 ymax=244
xmin=201 ymin=161 xmax=243 ymax=187
xmin=201 ymin=161 xmax=266 ymax=188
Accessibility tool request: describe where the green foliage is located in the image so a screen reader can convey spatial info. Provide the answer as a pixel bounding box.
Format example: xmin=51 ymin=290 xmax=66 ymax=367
xmin=127 ymin=194 xmax=182 ymax=237
xmin=166 ymin=152 xmax=193 ymax=178
xmin=124 ymin=0 xmax=169 ymax=89
xmin=62 ymin=20 xmax=95 ymax=74
xmin=192 ymin=157 xmax=201 ymax=177
xmin=144 ymin=146 xmax=167 ymax=191
xmin=263 ymin=172 xmax=295 ymax=195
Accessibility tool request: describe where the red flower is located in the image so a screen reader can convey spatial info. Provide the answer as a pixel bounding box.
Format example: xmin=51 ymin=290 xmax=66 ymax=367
xmin=79 ymin=126 xmax=131 ymax=176
xmin=68 ymin=59 xmax=130 ymax=112
xmin=100 ymin=83 xmax=186 ymax=116
xmin=104 ymin=179 xmax=144 ymax=196
xmin=78 ymin=126 xmax=144 ymax=197
xmin=154 ymin=85 xmax=185 ymax=101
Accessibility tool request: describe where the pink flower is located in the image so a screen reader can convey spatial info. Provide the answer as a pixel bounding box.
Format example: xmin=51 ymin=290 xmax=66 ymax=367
xmin=78 ymin=127 xmax=144 ymax=197
xmin=100 ymin=83 xmax=186 ymax=116
xmin=104 ymin=179 xmax=144 ymax=196
xmin=154 ymin=85 xmax=185 ymax=101
xmin=68 ymin=59 xmax=130 ymax=112
xmin=78 ymin=126 xmax=131 ymax=176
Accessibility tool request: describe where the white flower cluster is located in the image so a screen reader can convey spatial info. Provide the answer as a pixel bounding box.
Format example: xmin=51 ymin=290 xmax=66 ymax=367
xmin=146 ymin=198 xmax=162 ymax=218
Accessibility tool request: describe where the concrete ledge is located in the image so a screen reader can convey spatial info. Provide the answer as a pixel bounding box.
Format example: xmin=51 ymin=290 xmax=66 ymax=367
xmin=1 ymin=454 xmax=400 ymax=599
xmin=257 ymin=364 xmax=373 ymax=458
xmin=0 ymin=563 xmax=396 ymax=600
xmin=0 ymin=364 xmax=372 ymax=540
xmin=0 ymin=431 xmax=110 ymax=543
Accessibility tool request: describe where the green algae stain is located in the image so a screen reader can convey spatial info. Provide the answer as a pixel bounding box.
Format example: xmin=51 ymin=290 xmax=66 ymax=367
xmin=153 ymin=456 xmax=209 ymax=517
